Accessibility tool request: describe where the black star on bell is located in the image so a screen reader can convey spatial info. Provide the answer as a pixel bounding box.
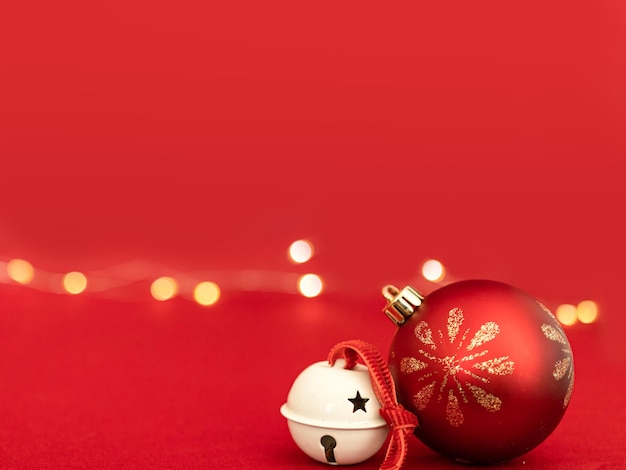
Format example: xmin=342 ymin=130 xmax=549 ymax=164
xmin=348 ymin=391 xmax=369 ymax=413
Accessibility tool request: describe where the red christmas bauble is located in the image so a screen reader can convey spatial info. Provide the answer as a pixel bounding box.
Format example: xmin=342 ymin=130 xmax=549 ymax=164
xmin=385 ymin=280 xmax=574 ymax=464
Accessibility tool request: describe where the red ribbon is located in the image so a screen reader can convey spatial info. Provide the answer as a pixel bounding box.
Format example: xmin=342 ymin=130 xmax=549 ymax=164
xmin=328 ymin=340 xmax=418 ymax=470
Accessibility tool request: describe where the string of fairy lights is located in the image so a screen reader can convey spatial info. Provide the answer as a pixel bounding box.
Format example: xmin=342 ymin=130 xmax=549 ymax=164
xmin=0 ymin=240 xmax=323 ymax=305
xmin=0 ymin=239 xmax=599 ymax=326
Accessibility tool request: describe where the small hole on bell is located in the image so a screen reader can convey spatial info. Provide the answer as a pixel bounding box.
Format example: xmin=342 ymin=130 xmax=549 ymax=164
xmin=320 ymin=435 xmax=337 ymax=463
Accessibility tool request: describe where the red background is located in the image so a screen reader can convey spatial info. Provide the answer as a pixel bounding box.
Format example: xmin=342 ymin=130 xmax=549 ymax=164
xmin=1 ymin=1 xmax=625 ymax=469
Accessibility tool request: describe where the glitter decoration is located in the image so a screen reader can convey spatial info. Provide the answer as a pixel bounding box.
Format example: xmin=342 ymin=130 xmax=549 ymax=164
xmin=447 ymin=307 xmax=463 ymax=343
xmin=536 ymin=300 xmax=558 ymax=321
xmin=541 ymin=324 xmax=567 ymax=344
xmin=468 ymin=384 xmax=502 ymax=412
xmin=461 ymin=351 xmax=489 ymax=362
xmin=552 ymin=358 xmax=571 ymax=380
xmin=563 ymin=370 xmax=575 ymax=408
xmin=400 ymin=357 xmax=428 ymax=374
xmin=400 ymin=308 xmax=509 ymax=426
xmin=541 ymin=322 xmax=574 ymax=408
xmin=473 ymin=356 xmax=515 ymax=376
xmin=414 ymin=321 xmax=436 ymax=349
xmin=466 ymin=322 xmax=500 ymax=351
xmin=413 ymin=381 xmax=436 ymax=411
xmin=446 ymin=389 xmax=464 ymax=426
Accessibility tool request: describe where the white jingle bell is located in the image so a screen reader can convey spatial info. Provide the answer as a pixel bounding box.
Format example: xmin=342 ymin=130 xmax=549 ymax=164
xmin=280 ymin=358 xmax=389 ymax=465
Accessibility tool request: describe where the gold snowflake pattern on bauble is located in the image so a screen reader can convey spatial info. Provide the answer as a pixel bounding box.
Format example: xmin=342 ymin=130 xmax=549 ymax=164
xmin=399 ymin=307 xmax=514 ymax=427
xmin=541 ymin=323 xmax=574 ymax=408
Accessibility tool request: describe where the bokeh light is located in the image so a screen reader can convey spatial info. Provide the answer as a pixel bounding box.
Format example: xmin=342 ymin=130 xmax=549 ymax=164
xmin=298 ymin=273 xmax=323 ymax=298
xmin=150 ymin=276 xmax=178 ymax=301
xmin=556 ymin=304 xmax=577 ymax=326
xmin=577 ymin=300 xmax=599 ymax=324
xmin=63 ymin=271 xmax=88 ymax=294
xmin=289 ymin=240 xmax=314 ymax=264
xmin=7 ymin=259 xmax=35 ymax=285
xmin=194 ymin=281 xmax=221 ymax=306
xmin=422 ymin=259 xmax=445 ymax=282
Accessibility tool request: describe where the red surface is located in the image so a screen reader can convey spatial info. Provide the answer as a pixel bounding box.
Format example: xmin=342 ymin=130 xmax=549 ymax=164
xmin=0 ymin=286 xmax=624 ymax=469
xmin=1 ymin=1 xmax=626 ymax=468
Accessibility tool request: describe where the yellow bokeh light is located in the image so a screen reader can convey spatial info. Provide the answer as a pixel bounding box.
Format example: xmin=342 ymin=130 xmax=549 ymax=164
xmin=289 ymin=239 xmax=314 ymax=264
xmin=7 ymin=259 xmax=35 ymax=285
xmin=194 ymin=281 xmax=221 ymax=306
xmin=298 ymin=273 xmax=323 ymax=298
xmin=150 ymin=276 xmax=178 ymax=301
xmin=577 ymin=300 xmax=599 ymax=324
xmin=422 ymin=259 xmax=445 ymax=282
xmin=556 ymin=304 xmax=577 ymax=326
xmin=63 ymin=271 xmax=87 ymax=294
